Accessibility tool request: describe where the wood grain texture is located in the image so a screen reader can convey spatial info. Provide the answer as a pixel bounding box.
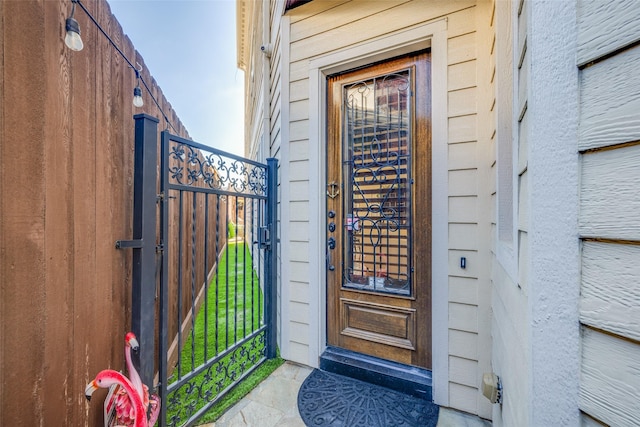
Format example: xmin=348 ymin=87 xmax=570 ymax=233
xmin=580 ymin=327 xmax=640 ymax=426
xmin=1 ymin=2 xmax=47 ymax=425
xmin=581 ymin=241 xmax=640 ymax=341
xmin=577 ymin=0 xmax=640 ymax=66
xmin=579 ymin=44 xmax=640 ymax=151
xmin=580 ymin=144 xmax=640 ymax=240
xmin=0 ymin=0 xmax=191 ymax=423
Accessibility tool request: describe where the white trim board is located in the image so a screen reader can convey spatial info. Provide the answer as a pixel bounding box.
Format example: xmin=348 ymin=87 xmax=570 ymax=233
xmin=306 ymin=18 xmax=450 ymax=406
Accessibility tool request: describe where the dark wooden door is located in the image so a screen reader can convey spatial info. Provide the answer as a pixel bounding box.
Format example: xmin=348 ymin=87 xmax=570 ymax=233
xmin=326 ymin=52 xmax=431 ymax=369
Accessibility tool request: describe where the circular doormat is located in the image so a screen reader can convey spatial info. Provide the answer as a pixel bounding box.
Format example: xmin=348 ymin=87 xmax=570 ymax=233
xmin=297 ymin=370 xmax=439 ymax=427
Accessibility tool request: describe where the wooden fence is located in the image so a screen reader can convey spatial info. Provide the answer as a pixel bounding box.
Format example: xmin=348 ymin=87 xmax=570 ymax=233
xmin=0 ymin=0 xmax=222 ymax=424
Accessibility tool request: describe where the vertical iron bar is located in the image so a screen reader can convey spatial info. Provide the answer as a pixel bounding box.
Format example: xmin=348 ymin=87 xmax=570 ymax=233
xmin=177 ymin=190 xmax=184 ymax=378
xmin=159 ymin=130 xmax=170 ymax=427
xmin=190 ymin=192 xmax=197 ymax=371
xmin=234 ymin=199 xmax=239 ymax=345
xmin=242 ymin=196 xmax=247 ymax=339
xmin=131 ymin=114 xmax=159 ymax=390
xmin=215 ymin=195 xmax=220 ymax=355
xmin=203 ymin=194 xmax=209 ymax=362
xmin=265 ymin=158 xmax=278 ymax=359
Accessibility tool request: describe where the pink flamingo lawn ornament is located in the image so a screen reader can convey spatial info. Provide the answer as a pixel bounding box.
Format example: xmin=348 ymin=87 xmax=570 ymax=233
xmin=122 ymin=332 xmax=161 ymax=426
xmin=85 ymin=370 xmax=147 ymax=427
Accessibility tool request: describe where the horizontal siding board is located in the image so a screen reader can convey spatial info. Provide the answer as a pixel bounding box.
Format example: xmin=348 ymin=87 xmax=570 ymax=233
xmin=449 ymin=196 xmax=477 ymax=223
xmin=449 ymin=302 xmax=478 ymax=333
xmin=579 ymin=45 xmax=640 ymax=151
xmin=581 ymin=241 xmax=640 ymax=341
xmin=447 ymin=6 xmax=477 ymax=38
xmin=577 ymin=0 xmax=640 ymax=66
xmin=449 ymin=356 xmax=478 ymax=388
xmin=449 ymin=276 xmax=478 ymax=306
xmin=580 ymin=327 xmax=640 ymax=426
xmin=449 ymin=329 xmax=478 ymax=360
xmin=290 ymin=0 xmax=408 ymax=42
xmin=580 ymin=144 xmax=640 ymax=240
xmin=449 ymin=169 xmax=478 ymax=197
xmin=448 ymin=60 xmax=477 ymax=91
xmin=449 ymin=223 xmax=478 ymax=250
xmin=449 ymin=114 xmax=477 ymax=143
xmin=449 ymin=87 xmax=478 ymax=117
xmin=289 ymin=0 xmax=476 ymax=62
xmin=449 ymin=382 xmax=478 ymax=414
xmin=449 ymin=250 xmax=478 ymax=279
xmin=448 ymin=32 xmax=477 ymax=65
xmin=448 ymin=141 xmax=477 ymax=170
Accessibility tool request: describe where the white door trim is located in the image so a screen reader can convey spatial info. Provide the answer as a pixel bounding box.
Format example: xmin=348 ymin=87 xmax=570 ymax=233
xmin=306 ymin=18 xmax=450 ymax=405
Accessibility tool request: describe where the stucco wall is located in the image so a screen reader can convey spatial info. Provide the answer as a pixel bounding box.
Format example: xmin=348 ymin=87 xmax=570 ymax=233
xmin=491 ymin=0 xmax=582 ymax=425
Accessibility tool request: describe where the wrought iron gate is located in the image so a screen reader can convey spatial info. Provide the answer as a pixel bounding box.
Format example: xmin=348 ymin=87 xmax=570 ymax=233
xmin=119 ymin=115 xmax=277 ymax=427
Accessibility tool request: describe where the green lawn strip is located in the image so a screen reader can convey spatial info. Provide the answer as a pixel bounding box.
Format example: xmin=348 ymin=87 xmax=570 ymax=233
xmin=168 ymin=241 xmax=279 ymax=424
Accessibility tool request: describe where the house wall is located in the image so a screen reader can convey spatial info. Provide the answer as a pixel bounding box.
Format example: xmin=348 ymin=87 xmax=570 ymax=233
xmin=488 ymin=0 xmax=531 ymax=425
xmin=492 ymin=0 xmax=583 ymax=425
xmin=576 ymin=1 xmax=640 ymax=425
xmin=0 ymin=0 xmax=190 ymax=424
xmin=276 ymin=0 xmax=493 ymax=417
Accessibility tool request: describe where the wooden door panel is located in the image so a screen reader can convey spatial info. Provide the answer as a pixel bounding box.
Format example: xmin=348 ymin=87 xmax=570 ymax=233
xmin=327 ymin=51 xmax=431 ymax=369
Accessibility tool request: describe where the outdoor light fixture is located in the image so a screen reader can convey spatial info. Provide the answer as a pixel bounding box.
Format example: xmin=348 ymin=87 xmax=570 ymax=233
xmin=133 ymin=85 xmax=144 ymax=107
xmin=64 ymin=1 xmax=84 ymax=51
xmin=133 ymin=68 xmax=144 ymax=107
xmin=62 ymin=0 xmax=179 ymax=127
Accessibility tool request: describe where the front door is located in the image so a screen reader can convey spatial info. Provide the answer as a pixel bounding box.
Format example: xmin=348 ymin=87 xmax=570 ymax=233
xmin=326 ymin=52 xmax=431 ymax=369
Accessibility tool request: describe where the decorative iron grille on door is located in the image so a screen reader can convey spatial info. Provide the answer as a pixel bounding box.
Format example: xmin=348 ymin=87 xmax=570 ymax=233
xmin=342 ymin=70 xmax=412 ymax=296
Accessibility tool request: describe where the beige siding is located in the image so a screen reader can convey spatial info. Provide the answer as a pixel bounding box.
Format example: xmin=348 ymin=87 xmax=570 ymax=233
xmin=581 ymin=241 xmax=640 ymax=341
xmin=577 ymin=0 xmax=640 ymax=66
xmin=489 ymin=0 xmax=531 ymax=424
xmin=281 ymin=0 xmax=493 ymax=415
xmin=580 ymin=327 xmax=640 ymax=426
xmin=580 ymin=144 xmax=640 ymax=240
xmin=579 ymin=45 xmax=640 ymax=151
xmin=577 ymin=3 xmax=640 ymax=425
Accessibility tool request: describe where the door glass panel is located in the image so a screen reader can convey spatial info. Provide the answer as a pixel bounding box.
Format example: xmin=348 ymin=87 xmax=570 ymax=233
xmin=342 ymin=69 xmax=412 ymax=296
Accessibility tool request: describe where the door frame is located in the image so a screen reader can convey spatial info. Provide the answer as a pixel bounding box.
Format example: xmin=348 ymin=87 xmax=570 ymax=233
xmin=305 ymin=18 xmax=450 ymax=405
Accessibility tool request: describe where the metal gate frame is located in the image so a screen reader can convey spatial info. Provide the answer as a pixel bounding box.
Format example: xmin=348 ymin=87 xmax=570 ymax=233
xmin=118 ymin=115 xmax=277 ymax=427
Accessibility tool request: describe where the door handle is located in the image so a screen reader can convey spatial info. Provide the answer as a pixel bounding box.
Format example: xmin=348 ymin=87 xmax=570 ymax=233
xmin=327 ymin=237 xmax=336 ymax=271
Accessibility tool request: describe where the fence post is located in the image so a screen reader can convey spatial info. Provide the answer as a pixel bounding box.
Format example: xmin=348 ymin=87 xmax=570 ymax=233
xmin=130 ymin=113 xmax=159 ymax=388
xmin=265 ymin=158 xmax=278 ymax=359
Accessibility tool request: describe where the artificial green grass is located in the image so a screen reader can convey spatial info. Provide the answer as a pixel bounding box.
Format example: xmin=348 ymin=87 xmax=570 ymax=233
xmin=167 ymin=241 xmax=283 ymax=425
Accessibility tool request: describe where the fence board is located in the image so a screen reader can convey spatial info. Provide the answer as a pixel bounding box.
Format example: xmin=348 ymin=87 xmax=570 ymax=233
xmin=0 ymin=0 xmax=190 ymax=424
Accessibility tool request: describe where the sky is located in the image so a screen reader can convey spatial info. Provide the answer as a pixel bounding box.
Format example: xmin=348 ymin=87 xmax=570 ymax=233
xmin=107 ymin=0 xmax=245 ymax=155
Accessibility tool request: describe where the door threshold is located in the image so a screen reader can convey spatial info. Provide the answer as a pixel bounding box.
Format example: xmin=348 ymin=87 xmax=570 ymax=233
xmin=319 ymin=346 xmax=433 ymax=401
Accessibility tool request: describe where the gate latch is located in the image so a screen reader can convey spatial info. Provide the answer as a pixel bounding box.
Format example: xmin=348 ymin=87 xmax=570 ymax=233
xmin=258 ymin=226 xmax=271 ymax=249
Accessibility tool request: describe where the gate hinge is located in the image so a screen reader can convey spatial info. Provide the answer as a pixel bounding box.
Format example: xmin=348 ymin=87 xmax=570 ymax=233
xmin=156 ymin=244 xmax=164 ymax=253
xmin=115 ymin=239 xmax=143 ymax=249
